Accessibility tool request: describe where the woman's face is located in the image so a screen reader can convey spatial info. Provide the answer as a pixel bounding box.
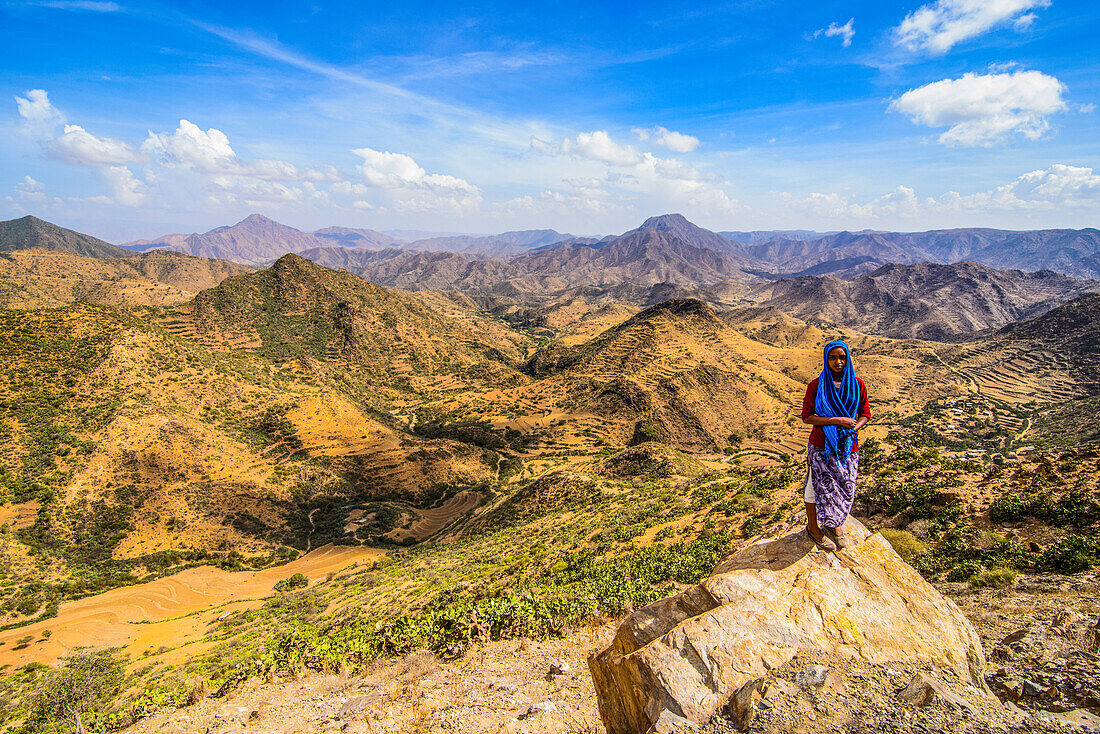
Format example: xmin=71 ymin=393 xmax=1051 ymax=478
xmin=828 ymin=347 xmax=847 ymax=374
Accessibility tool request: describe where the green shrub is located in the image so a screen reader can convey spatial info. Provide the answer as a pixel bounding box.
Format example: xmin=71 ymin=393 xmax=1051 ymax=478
xmin=1038 ymin=535 xmax=1100 ymax=573
xmin=273 ymin=573 xmax=309 ymax=592
xmin=879 ymin=529 xmax=925 ymax=563
xmin=21 ymin=647 xmax=126 ymax=734
xmin=990 ymin=490 xmax=1098 ymax=528
xmin=968 ymin=567 xmax=1017 ymax=588
xmin=945 ymin=561 xmax=982 ymax=582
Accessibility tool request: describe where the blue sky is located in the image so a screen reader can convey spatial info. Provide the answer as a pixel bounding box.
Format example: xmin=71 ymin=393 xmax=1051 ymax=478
xmin=2 ymin=0 xmax=1099 ymax=241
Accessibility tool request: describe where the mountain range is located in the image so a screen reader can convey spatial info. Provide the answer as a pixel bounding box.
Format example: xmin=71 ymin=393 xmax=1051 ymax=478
xmin=124 ymin=214 xmax=577 ymax=264
xmin=4 ymin=212 xmax=1100 ymax=343
xmin=750 ymin=261 xmax=1100 ymax=340
xmin=117 ymin=212 xmax=1100 ymax=281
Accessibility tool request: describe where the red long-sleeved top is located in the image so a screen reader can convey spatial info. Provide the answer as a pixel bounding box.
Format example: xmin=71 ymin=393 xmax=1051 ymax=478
xmin=802 ymin=377 xmax=871 ymax=452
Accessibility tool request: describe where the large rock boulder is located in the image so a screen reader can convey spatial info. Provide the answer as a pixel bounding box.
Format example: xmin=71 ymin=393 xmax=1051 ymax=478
xmin=588 ymin=518 xmax=991 ymax=734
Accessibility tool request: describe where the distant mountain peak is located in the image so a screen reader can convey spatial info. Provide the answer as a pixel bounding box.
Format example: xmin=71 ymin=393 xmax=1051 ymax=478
xmin=641 ymin=213 xmax=693 ymax=229
xmin=232 ymin=213 xmax=303 ymax=232
xmin=631 ymin=213 xmax=731 ymax=246
xmin=239 ymin=213 xmax=278 ymax=225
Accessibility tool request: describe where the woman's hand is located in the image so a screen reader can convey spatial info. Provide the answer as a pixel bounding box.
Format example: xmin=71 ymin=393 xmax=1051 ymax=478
xmin=833 ymin=417 xmax=858 ymax=429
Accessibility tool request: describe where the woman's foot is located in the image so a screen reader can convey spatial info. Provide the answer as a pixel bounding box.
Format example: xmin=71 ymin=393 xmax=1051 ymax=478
xmin=806 ymin=527 xmax=836 ymax=551
xmin=825 ymin=526 xmax=851 ymax=550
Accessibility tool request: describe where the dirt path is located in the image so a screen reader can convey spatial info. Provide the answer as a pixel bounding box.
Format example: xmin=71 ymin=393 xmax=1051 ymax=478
xmin=1014 ymin=415 xmax=1032 ymax=441
xmin=0 ymin=545 xmax=385 ymax=670
xmin=933 ymin=352 xmax=980 ymax=394
xmin=306 ymin=508 xmax=320 ymax=552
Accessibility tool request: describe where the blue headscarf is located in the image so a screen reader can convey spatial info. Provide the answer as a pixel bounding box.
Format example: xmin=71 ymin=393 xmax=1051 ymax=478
xmin=815 ymin=340 xmax=860 ymax=464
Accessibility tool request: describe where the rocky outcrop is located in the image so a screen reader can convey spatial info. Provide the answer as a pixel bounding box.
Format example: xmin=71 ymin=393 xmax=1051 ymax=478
xmin=588 ymin=518 xmax=993 ymax=734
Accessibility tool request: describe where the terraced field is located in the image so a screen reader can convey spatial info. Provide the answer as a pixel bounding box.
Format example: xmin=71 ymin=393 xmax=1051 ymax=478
xmin=948 ymin=343 xmax=1086 ymax=404
xmin=383 ymin=489 xmax=483 ymax=543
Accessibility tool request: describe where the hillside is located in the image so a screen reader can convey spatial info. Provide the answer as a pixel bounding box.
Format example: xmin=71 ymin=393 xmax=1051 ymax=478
xmin=447 ymin=298 xmax=950 ymax=455
xmin=997 ymin=291 xmax=1100 ymax=358
xmin=987 ymin=293 xmax=1100 ymax=393
xmin=754 ymin=261 xmax=1100 ymax=341
xmin=1 ymin=282 xmax=1099 ymax=733
xmin=126 ymin=213 xmax=1100 ymax=283
xmin=508 ymin=215 xmax=757 ymax=289
xmin=181 ymin=254 xmax=528 ymax=393
xmin=0 ymin=215 xmax=129 ymax=258
xmin=0 ymin=248 xmax=253 ymax=308
xmin=297 ymin=246 xmax=523 ymax=292
xmin=5 ymin=215 xmax=1100 ymax=734
xmin=0 ymin=299 xmax=513 ymax=634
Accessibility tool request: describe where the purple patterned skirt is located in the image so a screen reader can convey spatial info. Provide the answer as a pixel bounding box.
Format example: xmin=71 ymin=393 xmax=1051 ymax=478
xmin=805 ymin=444 xmax=859 ymax=529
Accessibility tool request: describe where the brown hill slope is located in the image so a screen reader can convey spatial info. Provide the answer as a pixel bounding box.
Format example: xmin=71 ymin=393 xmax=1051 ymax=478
xmin=0 ymin=301 xmax=503 ymax=629
xmin=183 ymin=254 xmax=528 ymax=393
xmin=742 ymin=227 xmax=1100 ymax=279
xmin=0 ymin=248 xmax=253 ymax=308
xmin=944 ymin=293 xmax=1100 ymax=405
xmin=0 ymin=215 xmax=128 ymax=258
xmin=403 ymin=228 xmax=574 ymax=256
xmin=298 ymin=246 xmax=523 ymax=292
xmin=444 ymin=298 xmax=947 ymax=455
xmin=510 ymin=215 xmax=757 ymax=289
xmin=312 ymin=225 xmax=404 ymax=250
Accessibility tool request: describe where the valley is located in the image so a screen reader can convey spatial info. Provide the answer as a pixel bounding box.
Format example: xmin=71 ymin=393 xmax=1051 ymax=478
xmin=0 ymin=213 xmax=1096 ymax=734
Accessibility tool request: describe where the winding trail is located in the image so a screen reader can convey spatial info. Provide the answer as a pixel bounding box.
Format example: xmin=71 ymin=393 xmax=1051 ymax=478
xmin=1014 ymin=416 xmax=1032 ymax=442
xmin=305 ymin=507 xmax=320 ymax=552
xmin=932 ymin=352 xmax=980 ymax=394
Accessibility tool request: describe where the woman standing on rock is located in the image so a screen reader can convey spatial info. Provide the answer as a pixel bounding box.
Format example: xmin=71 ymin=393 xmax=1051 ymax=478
xmin=801 ymin=340 xmax=871 ymax=550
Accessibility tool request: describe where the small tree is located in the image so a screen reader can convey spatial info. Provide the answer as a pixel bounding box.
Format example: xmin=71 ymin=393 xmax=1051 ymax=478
xmin=24 ymin=648 xmax=126 ymax=734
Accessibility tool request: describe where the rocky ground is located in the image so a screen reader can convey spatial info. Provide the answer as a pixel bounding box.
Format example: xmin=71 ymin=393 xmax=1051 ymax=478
xmin=950 ymin=573 xmax=1100 ymax=718
xmin=123 ymin=573 xmax=1100 ymax=734
xmin=126 ymin=625 xmax=609 ymax=734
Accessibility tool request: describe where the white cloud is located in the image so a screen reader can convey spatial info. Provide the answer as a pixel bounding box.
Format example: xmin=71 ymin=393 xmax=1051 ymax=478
xmin=5 ymin=176 xmax=64 ymax=213
xmin=890 ymin=70 xmax=1067 ymax=146
xmin=352 ymin=148 xmax=431 ymax=188
xmin=810 ymin=18 xmax=855 ymax=47
xmin=344 ymin=147 xmax=481 ymax=212
xmin=894 ymin=0 xmax=1050 ymax=53
xmin=48 ymin=124 xmax=139 ymax=166
xmin=101 ymin=166 xmax=146 ymax=206
xmin=944 ymin=164 xmax=1100 ymax=211
xmin=778 ymin=164 xmax=1100 ymax=224
xmin=632 ymin=126 xmax=700 ymax=153
xmin=531 ymin=130 xmax=742 ymax=217
xmin=142 ymin=120 xmax=235 ymax=172
xmin=537 ymin=130 xmax=645 ymax=166
xmin=1013 ymin=12 xmax=1038 ymax=30
xmin=13 ymin=176 xmax=49 ymax=204
xmin=14 ymin=89 xmax=62 ymax=123
xmin=142 ymin=120 xmax=336 ymax=183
